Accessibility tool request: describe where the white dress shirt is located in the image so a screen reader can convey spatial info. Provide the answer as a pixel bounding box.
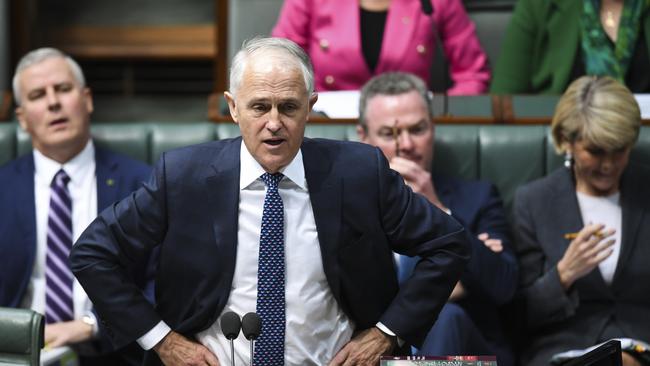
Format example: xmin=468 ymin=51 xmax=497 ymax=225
xmin=22 ymin=140 xmax=97 ymax=322
xmin=576 ymin=191 xmax=622 ymax=285
xmin=139 ymin=142 xmax=354 ymax=364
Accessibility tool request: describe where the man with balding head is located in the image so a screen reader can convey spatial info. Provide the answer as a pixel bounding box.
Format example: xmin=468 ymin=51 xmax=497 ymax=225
xmin=0 ymin=48 xmax=150 ymax=365
xmin=71 ymin=37 xmax=469 ymax=366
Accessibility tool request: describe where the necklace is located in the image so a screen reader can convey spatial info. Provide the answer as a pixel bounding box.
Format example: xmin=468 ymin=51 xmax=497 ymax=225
xmin=604 ymin=10 xmax=617 ymax=28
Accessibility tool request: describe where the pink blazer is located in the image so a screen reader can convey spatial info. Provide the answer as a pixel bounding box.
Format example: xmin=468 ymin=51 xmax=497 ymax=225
xmin=272 ymin=0 xmax=490 ymax=95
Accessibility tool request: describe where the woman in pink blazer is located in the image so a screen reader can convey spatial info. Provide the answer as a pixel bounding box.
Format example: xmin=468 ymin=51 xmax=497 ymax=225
xmin=272 ymin=0 xmax=490 ymax=95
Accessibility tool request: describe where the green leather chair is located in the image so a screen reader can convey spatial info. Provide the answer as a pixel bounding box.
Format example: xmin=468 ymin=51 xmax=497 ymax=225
xmin=0 ymin=307 xmax=44 ymax=366
xmin=1 ymin=122 xmax=648 ymax=219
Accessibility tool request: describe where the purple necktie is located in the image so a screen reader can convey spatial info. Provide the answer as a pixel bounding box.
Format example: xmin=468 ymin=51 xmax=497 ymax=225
xmin=45 ymin=169 xmax=74 ymax=324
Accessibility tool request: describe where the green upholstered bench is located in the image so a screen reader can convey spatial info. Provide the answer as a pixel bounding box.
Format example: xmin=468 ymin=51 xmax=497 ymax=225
xmin=0 ymin=307 xmax=44 ymax=366
xmin=1 ymin=122 xmax=648 ymax=215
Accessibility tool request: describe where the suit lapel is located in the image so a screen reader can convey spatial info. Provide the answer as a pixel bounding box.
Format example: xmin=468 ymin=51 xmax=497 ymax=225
xmin=302 ymin=139 xmax=342 ymax=301
xmin=205 ymin=139 xmax=241 ymax=281
xmin=550 ymin=169 xmax=583 ymax=258
xmin=433 ymin=175 xmax=454 ymax=213
xmin=15 ymin=155 xmax=38 ymax=297
xmin=545 ymin=0 xmax=581 ymax=90
xmin=15 ymin=155 xmax=37 ymax=239
xmin=377 ymin=0 xmax=421 ymax=74
xmin=95 ymin=147 xmax=122 ymax=211
xmin=552 ymin=169 xmax=611 ymax=293
xmin=331 ymin=0 xmax=372 ymax=77
xmin=612 ymin=168 xmax=646 ymax=287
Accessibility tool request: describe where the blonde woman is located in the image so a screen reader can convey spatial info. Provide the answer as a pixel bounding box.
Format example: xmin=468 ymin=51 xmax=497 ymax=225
xmin=513 ymin=76 xmax=648 ymax=366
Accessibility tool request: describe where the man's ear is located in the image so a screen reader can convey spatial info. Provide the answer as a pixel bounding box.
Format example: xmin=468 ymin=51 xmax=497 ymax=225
xmin=83 ymin=87 xmax=94 ymax=115
xmin=356 ymin=124 xmax=368 ymax=142
xmin=15 ymin=107 xmax=28 ymax=132
xmin=308 ymin=93 xmax=318 ymax=110
xmin=224 ymin=91 xmax=238 ymax=123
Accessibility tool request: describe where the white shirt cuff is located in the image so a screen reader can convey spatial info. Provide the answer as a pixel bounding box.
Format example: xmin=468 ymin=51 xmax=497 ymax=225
xmin=376 ymin=322 xmax=405 ymax=347
xmin=137 ymin=321 xmax=172 ymax=350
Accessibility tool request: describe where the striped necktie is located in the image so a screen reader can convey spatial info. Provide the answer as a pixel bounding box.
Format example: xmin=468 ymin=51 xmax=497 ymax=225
xmin=45 ymin=169 xmax=74 ymax=324
xmin=254 ymin=172 xmax=285 ymax=366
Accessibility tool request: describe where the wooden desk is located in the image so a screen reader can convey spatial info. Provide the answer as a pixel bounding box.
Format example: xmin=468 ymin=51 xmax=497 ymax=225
xmin=0 ymin=91 xmax=12 ymax=121
xmin=49 ymin=25 xmax=216 ymax=61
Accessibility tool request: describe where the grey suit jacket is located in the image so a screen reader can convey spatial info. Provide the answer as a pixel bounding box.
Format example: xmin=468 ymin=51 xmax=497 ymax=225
xmin=513 ymin=164 xmax=650 ymax=366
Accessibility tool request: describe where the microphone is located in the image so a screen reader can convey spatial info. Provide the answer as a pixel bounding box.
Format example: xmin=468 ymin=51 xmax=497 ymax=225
xmin=420 ymin=0 xmax=450 ymax=117
xmin=420 ymin=0 xmax=433 ymax=15
xmin=220 ymin=311 xmax=242 ymax=366
xmin=241 ymin=312 xmax=262 ymax=364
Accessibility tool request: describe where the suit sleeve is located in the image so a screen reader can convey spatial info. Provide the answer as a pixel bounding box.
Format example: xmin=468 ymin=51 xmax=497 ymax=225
xmin=70 ymin=154 xmax=169 ymax=349
xmin=458 ymin=184 xmax=518 ymax=305
xmin=513 ymin=185 xmax=579 ymax=330
xmin=373 ymin=149 xmax=471 ymax=347
xmin=435 ymin=0 xmax=490 ymax=95
xmin=271 ymin=0 xmax=313 ymax=50
xmin=490 ymin=0 xmax=538 ymax=93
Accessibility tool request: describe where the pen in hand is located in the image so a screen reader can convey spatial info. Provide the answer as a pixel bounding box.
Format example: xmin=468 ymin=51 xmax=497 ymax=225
xmin=563 ymin=231 xmax=604 ymax=240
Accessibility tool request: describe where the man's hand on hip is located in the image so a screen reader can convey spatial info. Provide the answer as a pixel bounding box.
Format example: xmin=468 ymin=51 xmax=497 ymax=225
xmin=328 ymin=327 xmax=395 ymax=366
xmin=154 ymin=331 xmax=220 ymax=366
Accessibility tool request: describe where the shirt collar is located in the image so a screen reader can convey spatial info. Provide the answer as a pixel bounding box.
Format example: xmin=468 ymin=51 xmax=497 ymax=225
xmin=33 ymin=139 xmax=95 ymax=185
xmin=239 ymin=140 xmax=307 ymax=190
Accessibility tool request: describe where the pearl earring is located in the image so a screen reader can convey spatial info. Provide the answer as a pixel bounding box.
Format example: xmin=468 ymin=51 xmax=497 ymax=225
xmin=564 ymin=151 xmax=573 ymax=168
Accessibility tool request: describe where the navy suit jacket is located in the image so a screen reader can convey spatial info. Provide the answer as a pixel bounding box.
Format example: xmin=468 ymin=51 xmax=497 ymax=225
xmin=514 ymin=165 xmax=650 ymax=366
xmin=0 ymin=146 xmax=151 ymax=308
xmin=399 ymin=175 xmax=518 ymax=348
xmin=70 ymin=137 xmax=470 ymax=361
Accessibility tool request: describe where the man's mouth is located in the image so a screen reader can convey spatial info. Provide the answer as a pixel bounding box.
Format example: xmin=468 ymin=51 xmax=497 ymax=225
xmin=264 ymin=138 xmax=284 ymax=146
xmin=49 ymin=117 xmax=68 ymax=127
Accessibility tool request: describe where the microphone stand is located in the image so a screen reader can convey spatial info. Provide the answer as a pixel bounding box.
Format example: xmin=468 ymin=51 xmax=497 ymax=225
xmin=249 ymin=340 xmax=255 ymax=366
xmin=230 ymin=339 xmax=236 ymax=366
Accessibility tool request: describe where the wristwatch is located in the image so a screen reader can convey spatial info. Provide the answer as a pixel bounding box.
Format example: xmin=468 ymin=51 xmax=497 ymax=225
xmin=82 ymin=313 xmax=98 ymax=336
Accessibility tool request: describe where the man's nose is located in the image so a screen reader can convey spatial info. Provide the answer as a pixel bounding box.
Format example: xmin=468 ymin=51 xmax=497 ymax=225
xmin=398 ymin=131 xmax=414 ymax=151
xmin=46 ymin=88 xmax=61 ymax=111
xmin=266 ymin=108 xmax=282 ymax=132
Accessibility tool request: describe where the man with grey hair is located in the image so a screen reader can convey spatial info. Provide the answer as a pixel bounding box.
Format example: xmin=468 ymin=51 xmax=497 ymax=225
xmin=0 ymin=47 xmax=151 ymax=365
xmin=70 ymin=37 xmax=469 ymax=365
xmin=357 ymin=72 xmax=518 ymax=365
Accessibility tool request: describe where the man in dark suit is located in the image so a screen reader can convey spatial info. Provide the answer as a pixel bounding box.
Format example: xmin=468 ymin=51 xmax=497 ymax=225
xmin=69 ymin=37 xmax=470 ymax=366
xmin=0 ymin=48 xmax=150 ymax=365
xmin=357 ymin=72 xmax=518 ymax=365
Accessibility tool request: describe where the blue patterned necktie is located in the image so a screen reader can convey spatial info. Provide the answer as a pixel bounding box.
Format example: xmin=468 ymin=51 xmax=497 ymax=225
xmin=45 ymin=169 xmax=74 ymax=324
xmin=254 ymin=172 xmax=285 ymax=365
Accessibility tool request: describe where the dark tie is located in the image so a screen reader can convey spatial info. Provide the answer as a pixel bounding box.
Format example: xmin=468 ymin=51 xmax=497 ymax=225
xmin=45 ymin=169 xmax=74 ymax=324
xmin=254 ymin=172 xmax=285 ymax=365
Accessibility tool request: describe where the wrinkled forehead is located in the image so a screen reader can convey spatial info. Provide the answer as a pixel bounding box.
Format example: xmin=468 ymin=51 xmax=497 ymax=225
xmin=20 ymin=57 xmax=78 ymax=89
xmin=239 ymin=55 xmax=308 ymax=97
xmin=367 ymin=92 xmax=431 ymax=128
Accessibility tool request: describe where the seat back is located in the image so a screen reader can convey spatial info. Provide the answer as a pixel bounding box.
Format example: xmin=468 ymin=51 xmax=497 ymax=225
xmin=0 ymin=307 xmax=44 ymax=366
xmin=2 ymin=122 xmax=649 ymax=220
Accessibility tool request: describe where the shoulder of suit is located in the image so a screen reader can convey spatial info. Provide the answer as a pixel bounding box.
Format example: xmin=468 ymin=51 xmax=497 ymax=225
xmin=95 ymin=147 xmax=150 ymax=173
xmin=435 ymin=174 xmax=494 ymax=193
xmin=0 ymin=153 xmax=32 ymax=177
xmin=156 ymin=138 xmax=238 ymax=160
xmin=516 ymin=167 xmax=569 ymax=201
xmin=303 ymin=137 xmax=378 ymax=156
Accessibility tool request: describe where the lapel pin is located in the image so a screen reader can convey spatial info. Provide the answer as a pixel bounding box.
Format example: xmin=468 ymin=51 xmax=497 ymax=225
xmin=106 ymin=178 xmax=115 ymax=187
